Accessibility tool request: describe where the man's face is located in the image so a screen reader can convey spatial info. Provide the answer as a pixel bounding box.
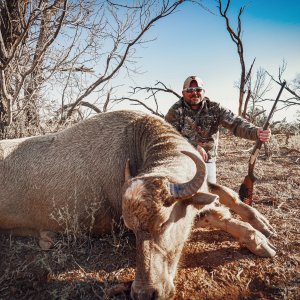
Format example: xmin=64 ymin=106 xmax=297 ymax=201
xmin=182 ymin=80 xmax=205 ymax=109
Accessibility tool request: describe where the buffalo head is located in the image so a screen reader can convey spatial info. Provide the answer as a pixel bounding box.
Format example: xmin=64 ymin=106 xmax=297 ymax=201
xmin=122 ymin=151 xmax=218 ymax=299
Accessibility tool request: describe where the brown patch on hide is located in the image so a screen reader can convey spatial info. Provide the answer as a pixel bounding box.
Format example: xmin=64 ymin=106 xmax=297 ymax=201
xmin=208 ymin=209 xmax=228 ymax=221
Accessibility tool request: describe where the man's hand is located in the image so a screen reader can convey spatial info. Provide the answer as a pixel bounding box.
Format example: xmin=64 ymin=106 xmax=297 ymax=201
xmin=196 ymin=144 xmax=208 ymax=161
xmin=257 ymin=128 xmax=271 ymax=142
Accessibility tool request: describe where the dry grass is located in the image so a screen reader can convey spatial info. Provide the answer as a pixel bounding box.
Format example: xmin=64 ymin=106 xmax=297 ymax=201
xmin=0 ymin=134 xmax=299 ymax=299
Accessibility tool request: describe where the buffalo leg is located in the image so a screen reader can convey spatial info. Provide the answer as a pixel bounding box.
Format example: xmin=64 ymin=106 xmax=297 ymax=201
xmin=208 ymin=183 xmax=276 ymax=237
xmin=195 ymin=206 xmax=276 ymax=257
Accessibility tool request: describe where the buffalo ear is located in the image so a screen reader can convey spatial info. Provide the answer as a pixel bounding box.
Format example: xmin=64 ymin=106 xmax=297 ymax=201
xmin=124 ymin=159 xmax=132 ymax=182
xmin=188 ymin=192 xmax=218 ymax=209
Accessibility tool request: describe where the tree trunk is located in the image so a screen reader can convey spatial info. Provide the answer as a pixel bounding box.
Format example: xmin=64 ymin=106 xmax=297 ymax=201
xmin=0 ymin=1 xmax=28 ymax=138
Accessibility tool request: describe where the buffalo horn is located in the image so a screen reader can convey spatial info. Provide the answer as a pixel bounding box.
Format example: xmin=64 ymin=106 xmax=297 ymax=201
xmin=169 ymin=151 xmax=205 ymax=199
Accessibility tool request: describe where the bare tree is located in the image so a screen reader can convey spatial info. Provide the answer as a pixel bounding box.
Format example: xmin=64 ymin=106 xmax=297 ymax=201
xmin=64 ymin=0 xmax=185 ymax=119
xmin=0 ymin=0 xmax=68 ymax=137
xmin=0 ymin=0 xmax=186 ymax=138
xmin=0 ymin=1 xmax=28 ymax=137
xmin=217 ymin=0 xmax=300 ymax=122
xmin=265 ymin=62 xmax=300 ymax=110
xmin=217 ymin=0 xmax=255 ymax=117
xmin=245 ymin=68 xmax=273 ymax=123
xmin=114 ymin=81 xmax=181 ymax=117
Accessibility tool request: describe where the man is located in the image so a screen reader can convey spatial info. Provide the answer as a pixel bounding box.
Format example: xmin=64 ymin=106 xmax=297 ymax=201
xmin=165 ymin=75 xmax=271 ymax=183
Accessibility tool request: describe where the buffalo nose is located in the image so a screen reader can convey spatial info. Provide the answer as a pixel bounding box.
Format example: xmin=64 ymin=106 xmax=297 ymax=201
xmin=131 ymin=289 xmax=159 ymax=300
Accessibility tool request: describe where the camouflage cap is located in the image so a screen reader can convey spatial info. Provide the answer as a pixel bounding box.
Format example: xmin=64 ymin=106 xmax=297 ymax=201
xmin=183 ymin=76 xmax=204 ymax=90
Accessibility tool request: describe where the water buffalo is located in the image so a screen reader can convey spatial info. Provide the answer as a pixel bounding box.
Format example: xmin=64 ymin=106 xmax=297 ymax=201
xmin=0 ymin=110 xmax=275 ymax=299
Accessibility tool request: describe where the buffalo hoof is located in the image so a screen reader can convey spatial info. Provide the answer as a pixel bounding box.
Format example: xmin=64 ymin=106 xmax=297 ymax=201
xmin=38 ymin=230 xmax=56 ymax=250
xmin=241 ymin=230 xmax=276 ymax=257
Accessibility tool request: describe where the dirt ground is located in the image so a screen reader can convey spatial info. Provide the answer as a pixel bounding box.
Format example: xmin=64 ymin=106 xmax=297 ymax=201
xmin=0 ymin=133 xmax=299 ymax=300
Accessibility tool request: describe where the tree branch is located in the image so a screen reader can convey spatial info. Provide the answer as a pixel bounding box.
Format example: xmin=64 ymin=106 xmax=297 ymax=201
xmin=66 ymin=0 xmax=184 ymax=118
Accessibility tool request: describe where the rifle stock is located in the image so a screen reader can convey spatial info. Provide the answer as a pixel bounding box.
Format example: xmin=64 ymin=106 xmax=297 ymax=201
xmin=239 ymin=81 xmax=286 ymax=205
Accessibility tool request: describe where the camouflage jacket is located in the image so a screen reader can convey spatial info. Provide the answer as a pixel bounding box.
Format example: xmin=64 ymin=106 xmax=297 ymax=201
xmin=165 ymin=97 xmax=258 ymax=161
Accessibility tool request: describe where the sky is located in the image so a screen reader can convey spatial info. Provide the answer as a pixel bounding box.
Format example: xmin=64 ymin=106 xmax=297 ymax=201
xmin=114 ymin=0 xmax=300 ymax=122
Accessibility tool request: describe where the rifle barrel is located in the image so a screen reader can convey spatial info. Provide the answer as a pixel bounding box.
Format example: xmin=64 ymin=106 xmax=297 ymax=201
xmin=263 ymin=81 xmax=286 ymax=130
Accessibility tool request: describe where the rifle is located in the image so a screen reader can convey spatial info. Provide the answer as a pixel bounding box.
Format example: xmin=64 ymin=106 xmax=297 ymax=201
xmin=238 ymin=81 xmax=286 ymax=205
